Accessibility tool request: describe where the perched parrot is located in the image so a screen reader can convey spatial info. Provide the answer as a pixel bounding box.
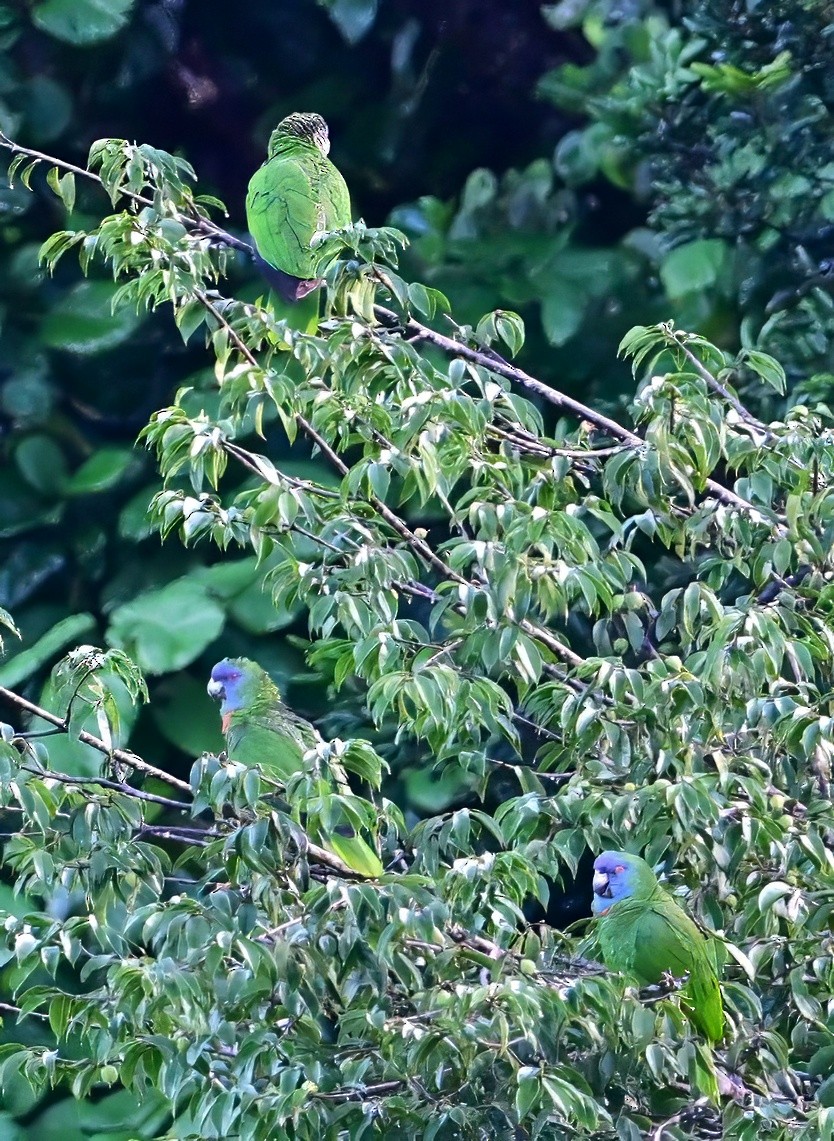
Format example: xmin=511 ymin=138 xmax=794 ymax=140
xmin=207 ymin=657 xmax=383 ymax=877
xmin=245 ymin=111 xmax=351 ymax=304
xmin=591 ymin=851 xmax=725 ymax=1043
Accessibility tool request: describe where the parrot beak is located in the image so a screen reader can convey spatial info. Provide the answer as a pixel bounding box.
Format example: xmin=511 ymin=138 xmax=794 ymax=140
xmin=592 ymin=871 xmax=611 ymax=898
xmin=207 ymin=678 xmax=225 ymax=701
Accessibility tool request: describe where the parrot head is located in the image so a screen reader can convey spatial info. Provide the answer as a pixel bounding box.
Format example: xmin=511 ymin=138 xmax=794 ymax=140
xmin=268 ymin=112 xmax=330 ymax=159
xmin=208 ymin=657 xmax=270 ymax=733
xmin=591 ymin=850 xmax=658 ymax=915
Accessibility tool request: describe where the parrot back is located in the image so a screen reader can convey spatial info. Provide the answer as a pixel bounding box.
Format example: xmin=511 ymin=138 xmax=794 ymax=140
xmin=246 ymin=148 xmax=351 ymax=280
xmin=597 ymin=893 xmax=724 ymax=1042
xmin=225 ymin=711 xmax=307 ymax=781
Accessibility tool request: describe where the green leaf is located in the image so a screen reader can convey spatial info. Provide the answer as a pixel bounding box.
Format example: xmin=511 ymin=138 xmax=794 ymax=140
xmin=65 ymin=446 xmax=139 ymax=495
xmin=14 ymin=435 xmax=68 ymax=495
xmin=740 ymin=349 xmax=787 ymax=395
xmin=408 ymin=282 xmax=436 ymax=319
xmin=495 ymin=310 xmax=525 ymax=357
xmin=174 ymin=299 xmax=206 ymax=344
xmin=31 ymin=0 xmax=135 ymax=45
xmin=41 ymin=280 xmax=144 ymax=354
xmin=540 ymin=281 xmax=586 ymax=346
xmin=0 ymin=613 xmax=96 ymax=688
xmin=106 ymin=578 xmax=225 ymax=674
xmin=58 ymin=171 xmax=75 ymax=214
xmin=20 ymin=76 xmax=73 ymax=144
xmin=659 ymin=239 xmax=730 ymax=299
xmin=757 ymin=881 xmax=792 ymax=911
xmin=45 ymin=167 xmax=75 ymax=213
xmin=319 ymin=0 xmax=378 ymax=44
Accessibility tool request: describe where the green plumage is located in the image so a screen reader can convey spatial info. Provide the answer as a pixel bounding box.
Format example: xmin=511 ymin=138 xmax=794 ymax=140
xmin=223 ymin=676 xmax=319 ymax=780
xmin=209 ymin=657 xmax=382 ymax=877
xmin=593 ymin=853 xmax=725 ymax=1043
xmin=246 ymin=111 xmax=351 ymax=295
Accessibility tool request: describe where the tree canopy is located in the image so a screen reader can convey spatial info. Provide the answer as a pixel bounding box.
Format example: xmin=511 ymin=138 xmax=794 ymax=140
xmin=1 ymin=2 xmax=834 ymax=1139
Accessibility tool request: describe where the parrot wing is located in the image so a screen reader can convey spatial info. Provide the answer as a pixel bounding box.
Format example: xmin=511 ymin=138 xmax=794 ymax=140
xmin=227 ymin=703 xmax=382 ymax=878
xmin=225 ymin=713 xmax=307 ymax=780
xmin=246 ymin=151 xmax=351 ymax=280
xmin=599 ymin=895 xmax=724 ymax=1042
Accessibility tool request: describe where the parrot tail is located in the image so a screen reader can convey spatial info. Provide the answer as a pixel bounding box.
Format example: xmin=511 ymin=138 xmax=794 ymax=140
xmin=253 ymin=252 xmax=322 ymax=302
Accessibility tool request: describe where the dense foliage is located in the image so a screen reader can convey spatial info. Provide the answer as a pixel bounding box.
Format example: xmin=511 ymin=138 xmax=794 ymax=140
xmin=535 ymin=0 xmax=834 ymax=381
xmin=0 ymin=115 xmax=833 ymax=1137
xmin=1 ymin=1 xmax=834 ymax=1139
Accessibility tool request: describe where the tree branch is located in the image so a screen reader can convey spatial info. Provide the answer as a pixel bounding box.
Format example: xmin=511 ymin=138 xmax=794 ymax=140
xmin=0 ymin=685 xmax=192 ymax=793
xmin=756 ymin=565 xmax=811 ymax=605
xmin=2 ymin=130 xmax=780 ymax=528
xmin=389 ymin=307 xmax=778 ymax=523
xmin=18 ymin=765 xmax=192 ymax=810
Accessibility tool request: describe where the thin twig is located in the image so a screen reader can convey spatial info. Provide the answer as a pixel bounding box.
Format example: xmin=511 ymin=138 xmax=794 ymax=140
xmin=484 ymin=755 xmax=573 ymax=784
xmin=395 ymin=309 xmax=778 ymax=522
xmin=0 ymin=1001 xmax=49 ymax=1022
xmin=135 ymin=825 xmax=209 ymax=846
xmin=670 ymin=332 xmax=768 ymax=433
xmin=19 ymin=765 xmax=192 ymax=810
xmin=512 ymin=711 xmax=561 ymax=742
xmin=490 ymin=425 xmax=628 ymax=460
xmin=313 ymin=1080 xmax=406 ymax=1103
xmin=0 ymin=686 xmax=192 ymax=793
xmin=518 ymin=618 xmax=586 ymax=671
xmin=224 ymin=441 xmax=340 ymax=499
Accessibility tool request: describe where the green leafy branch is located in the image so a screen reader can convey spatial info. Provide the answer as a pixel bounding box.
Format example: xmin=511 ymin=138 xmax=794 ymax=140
xmin=0 ymin=684 xmax=189 ymax=793
xmin=0 ymin=130 xmax=781 ymax=528
xmin=3 ymin=129 xmax=834 ymax=1135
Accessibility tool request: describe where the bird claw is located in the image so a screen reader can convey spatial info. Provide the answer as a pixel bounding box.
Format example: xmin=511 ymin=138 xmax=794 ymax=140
xmin=639 ymin=970 xmax=689 ymax=1002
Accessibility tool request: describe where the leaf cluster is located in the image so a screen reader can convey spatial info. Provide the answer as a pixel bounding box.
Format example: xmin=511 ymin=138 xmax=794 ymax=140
xmin=539 ymin=0 xmax=834 ymax=380
xmin=1 ymin=128 xmax=834 ymax=1139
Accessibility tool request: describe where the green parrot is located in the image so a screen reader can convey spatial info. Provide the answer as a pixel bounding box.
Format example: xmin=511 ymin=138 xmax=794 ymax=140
xmin=591 ymin=851 xmax=725 ymax=1043
xmin=207 ymin=657 xmax=383 ymax=877
xmin=245 ymin=111 xmax=351 ymax=305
